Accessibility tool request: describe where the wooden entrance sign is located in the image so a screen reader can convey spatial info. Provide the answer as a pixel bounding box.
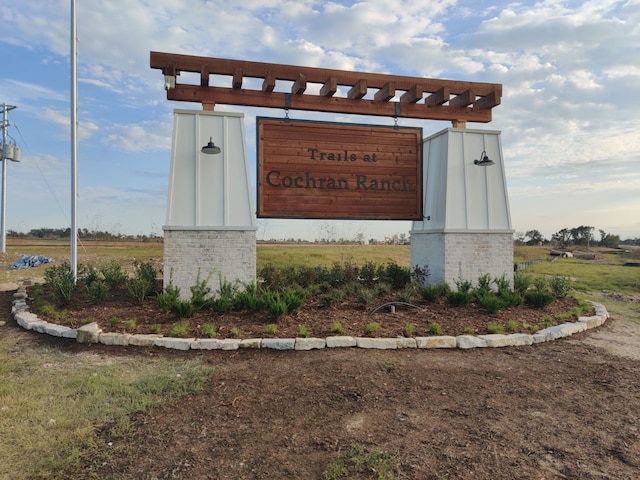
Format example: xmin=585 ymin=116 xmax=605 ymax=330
xmin=257 ymin=118 xmax=422 ymax=220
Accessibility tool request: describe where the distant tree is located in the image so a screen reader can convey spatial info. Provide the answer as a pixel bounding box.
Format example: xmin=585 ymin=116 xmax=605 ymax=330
xmin=551 ymin=228 xmax=572 ymax=247
xmin=599 ymin=229 xmax=620 ymax=248
xmin=513 ymin=232 xmax=526 ymax=245
xmin=570 ymin=225 xmax=594 ymax=247
xmin=524 ymin=229 xmax=545 ymax=245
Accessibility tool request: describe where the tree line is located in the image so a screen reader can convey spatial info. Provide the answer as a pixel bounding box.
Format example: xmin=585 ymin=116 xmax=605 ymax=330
xmin=515 ymin=226 xmax=639 ymax=248
xmin=7 ymin=228 xmax=161 ymax=242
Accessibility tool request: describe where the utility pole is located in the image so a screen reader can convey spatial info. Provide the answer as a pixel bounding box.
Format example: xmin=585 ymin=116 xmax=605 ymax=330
xmin=1 ymin=103 xmax=19 ymax=254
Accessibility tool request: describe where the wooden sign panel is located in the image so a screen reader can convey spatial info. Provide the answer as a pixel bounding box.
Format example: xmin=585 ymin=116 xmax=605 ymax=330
xmin=257 ymin=118 xmax=422 ymax=220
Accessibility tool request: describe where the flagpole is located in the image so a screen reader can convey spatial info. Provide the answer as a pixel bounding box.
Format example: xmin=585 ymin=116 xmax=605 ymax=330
xmin=70 ymin=0 xmax=78 ymax=280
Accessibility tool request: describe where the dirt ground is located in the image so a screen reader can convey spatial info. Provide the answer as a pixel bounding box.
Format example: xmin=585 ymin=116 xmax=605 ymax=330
xmin=3 ymin=291 xmax=640 ymax=480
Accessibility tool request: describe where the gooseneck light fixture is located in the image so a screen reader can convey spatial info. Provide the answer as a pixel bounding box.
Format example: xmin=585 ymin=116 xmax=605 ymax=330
xmin=201 ymin=137 xmax=221 ymax=155
xmin=473 ymin=150 xmax=494 ymax=166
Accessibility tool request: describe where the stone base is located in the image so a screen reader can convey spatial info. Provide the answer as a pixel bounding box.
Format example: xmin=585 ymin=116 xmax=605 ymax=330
xmin=410 ymin=231 xmax=513 ymax=287
xmin=163 ymin=227 xmax=256 ymax=298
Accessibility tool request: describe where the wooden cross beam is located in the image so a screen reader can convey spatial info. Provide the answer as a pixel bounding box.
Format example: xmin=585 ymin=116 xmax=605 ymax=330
xmin=150 ymin=51 xmax=501 ymax=126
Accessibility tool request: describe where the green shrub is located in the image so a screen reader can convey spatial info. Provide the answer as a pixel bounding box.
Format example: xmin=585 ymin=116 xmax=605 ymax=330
xmin=525 ymin=291 xmax=555 ymax=308
xmin=264 ymin=323 xmax=278 ymax=335
xmin=100 ymin=260 xmax=128 ymax=289
xmin=108 ymin=316 xmax=121 ymax=327
xmin=499 ymin=289 xmax=524 ymax=307
xmin=133 ymin=261 xmax=157 ymax=289
xmin=486 ymin=322 xmax=504 ymax=334
xmin=404 ymin=323 xmax=416 ymax=336
xmin=395 ymin=285 xmax=417 ymax=303
xmin=513 ymin=271 xmax=532 ymax=295
xmin=532 ymin=276 xmax=549 ymax=293
xmin=493 ymin=274 xmax=511 ymax=295
xmin=321 ymin=288 xmax=346 ymax=307
xmin=157 ymin=282 xmax=182 ymax=311
xmin=297 ymin=324 xmax=311 ymax=338
xmin=331 ymin=321 xmax=345 ymax=334
xmin=411 ymin=264 xmax=430 ymax=284
xmin=506 ymin=320 xmax=519 ymax=332
xmin=232 ymin=290 xmax=263 ymax=312
xmin=379 ymin=262 xmax=411 ymax=289
xmin=150 ymin=324 xmax=162 ymax=334
xmin=475 ymin=273 xmax=492 ymax=296
xmin=463 ymin=326 xmax=475 ymax=334
xmin=477 ymin=293 xmax=508 ymax=314
xmin=124 ymin=319 xmax=137 ymax=330
xmin=357 ymin=288 xmax=376 ymax=305
xmin=80 ymin=264 xmax=100 ymax=286
xmin=268 ymin=297 xmax=288 ymax=320
xmin=127 ymin=276 xmax=153 ymax=304
xmin=201 ymin=323 xmax=217 ymax=338
xmin=447 ymin=290 xmax=472 ymax=307
xmin=229 ymin=327 xmax=241 ymax=337
xmin=44 ymin=262 xmax=76 ymax=306
xmin=419 ymin=282 xmax=448 ymax=302
xmin=209 ymin=296 xmax=233 ymax=314
xmin=454 ymin=276 xmax=473 ymax=293
xmin=550 ymin=275 xmax=572 ymax=298
xmin=169 ymin=320 xmax=190 ymax=337
xmin=429 ymin=323 xmax=442 ymax=335
xmin=190 ymin=271 xmax=212 ymax=310
xmin=365 ymin=322 xmax=380 ymax=334
xmin=282 ymin=288 xmax=306 ymax=313
xmin=86 ymin=279 xmax=108 ymax=304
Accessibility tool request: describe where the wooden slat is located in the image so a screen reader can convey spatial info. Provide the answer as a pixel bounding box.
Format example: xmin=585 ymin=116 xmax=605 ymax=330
xmin=262 ymin=71 xmax=276 ymax=92
xmin=200 ymin=65 xmax=209 ymax=87
xmin=232 ymin=68 xmax=243 ymax=89
xmin=320 ymin=77 xmax=337 ymax=97
xmin=400 ymin=85 xmax=422 ymax=103
xmin=292 ymin=73 xmax=307 ymax=94
xmin=474 ymin=90 xmax=501 ymax=110
xmin=425 ymin=86 xmax=450 ymax=106
xmin=449 ymin=89 xmax=475 ymax=108
xmin=348 ymin=79 xmax=367 ymax=100
xmin=374 ymin=82 xmax=395 ymax=102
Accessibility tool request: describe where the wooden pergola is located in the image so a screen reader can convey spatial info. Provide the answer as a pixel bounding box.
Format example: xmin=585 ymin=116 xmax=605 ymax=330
xmin=150 ymin=51 xmax=501 ymax=128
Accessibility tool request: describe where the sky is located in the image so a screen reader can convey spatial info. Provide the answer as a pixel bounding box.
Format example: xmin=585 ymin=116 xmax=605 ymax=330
xmin=0 ymin=0 xmax=639 ymax=242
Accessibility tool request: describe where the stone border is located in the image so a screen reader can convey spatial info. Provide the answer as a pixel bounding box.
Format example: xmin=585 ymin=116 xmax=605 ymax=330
xmin=10 ymin=285 xmax=609 ymax=352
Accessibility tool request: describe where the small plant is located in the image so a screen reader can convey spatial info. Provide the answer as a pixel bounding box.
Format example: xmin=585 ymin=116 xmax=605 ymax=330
xmin=477 ymin=293 xmax=508 ymax=314
xmin=124 ymin=319 xmax=137 ymax=330
xmin=266 ymin=294 xmax=288 ymax=320
xmin=127 ymin=276 xmax=153 ymax=304
xmin=86 ymin=279 xmax=108 ymax=304
xmin=81 ymin=317 xmax=97 ymax=325
xmin=331 ymin=321 xmax=345 ymax=334
xmin=550 ymin=275 xmax=572 ymax=298
xmin=447 ymin=290 xmax=472 ymax=307
xmin=201 ymin=323 xmax=217 ymax=338
xmin=264 ymin=323 xmax=278 ymax=335
xmin=428 ymin=323 xmax=442 ymax=335
xmin=513 ymin=271 xmax=532 ymax=295
xmin=411 ymin=264 xmax=430 ymax=284
xmin=172 ymin=300 xmax=195 ymax=318
xmin=493 ymin=273 xmax=511 ymax=295
xmin=108 ymin=316 xmax=121 ymax=327
xmin=499 ymin=289 xmax=524 ymax=307
xmin=532 ymin=276 xmax=549 ymax=293
xmin=100 ymin=260 xmax=128 ymax=289
xmin=454 ymin=276 xmax=473 ymax=293
xmin=37 ymin=303 xmax=57 ymax=316
xmin=357 ymin=288 xmax=375 ymax=305
xmin=321 ymin=288 xmax=346 ymax=307
xmin=404 ymin=323 xmax=416 ymax=336
xmin=463 ymin=326 xmax=475 ymax=334
xmin=525 ymin=291 xmax=555 ymax=308
xmin=229 ymin=327 xmax=241 ymax=338
xmin=157 ymin=281 xmax=182 ymax=310
xmin=190 ymin=270 xmax=213 ymax=310
xmin=297 ymin=324 xmax=311 ymax=338
xmin=365 ymin=322 xmax=380 ymax=335
xmin=395 ymin=284 xmax=416 ymax=303
xmin=282 ymin=288 xmax=306 ymax=313
xmin=150 ymin=324 xmax=162 ymax=334
xmin=44 ymin=262 xmax=76 ymax=306
xmin=419 ymin=282 xmax=448 ymax=302
xmin=486 ymin=322 xmax=504 ymax=334
xmin=506 ymin=320 xmax=519 ymax=332
xmin=475 ymin=273 xmax=492 ymax=296
xmin=373 ymin=282 xmax=392 ymax=297
xmin=169 ymin=320 xmax=190 ymax=337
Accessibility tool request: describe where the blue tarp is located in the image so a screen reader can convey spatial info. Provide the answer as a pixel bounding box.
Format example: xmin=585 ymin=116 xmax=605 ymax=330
xmin=10 ymin=254 xmax=55 ymax=270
